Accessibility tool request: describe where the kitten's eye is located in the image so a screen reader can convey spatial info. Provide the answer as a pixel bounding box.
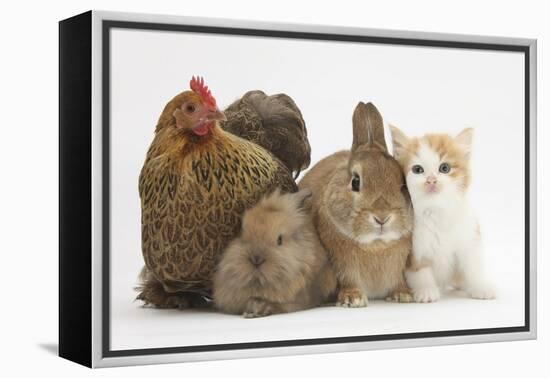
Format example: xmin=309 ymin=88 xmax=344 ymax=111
xmin=351 ymin=173 xmax=360 ymax=192
xmin=439 ymin=163 xmax=451 ymax=174
xmin=277 ymin=235 xmax=283 ymax=246
xmin=185 ymin=103 xmax=196 ymax=113
xmin=411 ymin=165 xmax=424 ymax=174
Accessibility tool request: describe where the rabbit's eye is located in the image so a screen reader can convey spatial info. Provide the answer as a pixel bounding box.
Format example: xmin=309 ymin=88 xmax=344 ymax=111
xmin=439 ymin=162 xmax=451 ymax=174
xmin=351 ymin=173 xmax=360 ymax=192
xmin=411 ymin=165 xmax=424 ymax=174
xmin=277 ymin=235 xmax=283 ymax=246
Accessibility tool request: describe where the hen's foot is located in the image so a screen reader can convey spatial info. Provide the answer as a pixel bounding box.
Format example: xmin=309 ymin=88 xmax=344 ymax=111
xmin=136 ymin=275 xmax=209 ymax=309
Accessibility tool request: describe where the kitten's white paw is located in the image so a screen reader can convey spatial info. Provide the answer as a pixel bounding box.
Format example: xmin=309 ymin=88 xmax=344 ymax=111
xmin=467 ymin=283 xmax=496 ymax=300
xmin=413 ymin=287 xmax=440 ymax=303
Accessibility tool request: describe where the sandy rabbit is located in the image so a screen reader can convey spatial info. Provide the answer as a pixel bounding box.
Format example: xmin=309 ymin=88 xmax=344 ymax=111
xmin=299 ymin=102 xmax=413 ymax=306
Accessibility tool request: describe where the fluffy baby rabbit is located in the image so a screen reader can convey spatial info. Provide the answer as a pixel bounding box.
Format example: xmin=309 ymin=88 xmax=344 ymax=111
xmin=213 ymin=189 xmax=337 ymax=318
xmin=299 ymin=102 xmax=413 ymax=307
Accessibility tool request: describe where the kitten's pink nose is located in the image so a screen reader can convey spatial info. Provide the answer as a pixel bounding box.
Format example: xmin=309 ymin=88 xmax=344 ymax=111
xmin=426 ymin=175 xmax=437 ymax=185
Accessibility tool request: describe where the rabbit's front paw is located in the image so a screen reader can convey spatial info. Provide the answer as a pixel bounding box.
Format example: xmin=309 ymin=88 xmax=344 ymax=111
xmin=386 ymin=288 xmax=413 ymax=303
xmin=243 ymin=298 xmax=275 ymax=318
xmin=337 ymin=288 xmax=368 ymax=308
xmin=413 ymin=287 xmax=440 ymax=303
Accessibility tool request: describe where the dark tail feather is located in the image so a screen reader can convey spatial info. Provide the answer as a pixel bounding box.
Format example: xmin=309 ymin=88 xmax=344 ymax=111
xmin=221 ymin=90 xmax=311 ymax=177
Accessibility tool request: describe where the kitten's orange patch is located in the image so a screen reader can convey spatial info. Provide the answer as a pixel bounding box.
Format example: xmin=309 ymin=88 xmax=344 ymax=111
xmin=392 ymin=137 xmax=419 ymax=170
xmin=422 ymin=134 xmax=471 ymax=191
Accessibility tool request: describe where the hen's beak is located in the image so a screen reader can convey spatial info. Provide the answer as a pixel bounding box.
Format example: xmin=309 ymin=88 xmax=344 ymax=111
xmin=207 ymin=108 xmax=226 ymax=122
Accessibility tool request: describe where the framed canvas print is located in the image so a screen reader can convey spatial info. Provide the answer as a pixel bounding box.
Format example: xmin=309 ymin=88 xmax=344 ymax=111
xmin=59 ymin=10 xmax=537 ymax=368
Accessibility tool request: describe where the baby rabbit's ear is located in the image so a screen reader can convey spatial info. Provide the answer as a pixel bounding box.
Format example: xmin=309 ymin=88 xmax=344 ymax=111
xmin=352 ymin=102 xmax=387 ymax=153
xmin=293 ymin=188 xmax=313 ymax=210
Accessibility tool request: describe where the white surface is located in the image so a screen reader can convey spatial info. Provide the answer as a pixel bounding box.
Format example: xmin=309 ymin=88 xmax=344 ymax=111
xmin=114 ymin=288 xmax=524 ymax=350
xmin=1 ymin=0 xmax=547 ymax=377
xmin=109 ymin=16 xmax=525 ymax=350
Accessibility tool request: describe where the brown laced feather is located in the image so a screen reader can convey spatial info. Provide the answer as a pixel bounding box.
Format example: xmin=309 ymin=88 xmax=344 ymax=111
xmin=138 ymin=90 xmax=302 ymax=303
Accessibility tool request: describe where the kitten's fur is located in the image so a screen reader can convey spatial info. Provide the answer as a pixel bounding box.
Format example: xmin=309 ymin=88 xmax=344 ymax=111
xmin=390 ymin=126 xmax=495 ymax=302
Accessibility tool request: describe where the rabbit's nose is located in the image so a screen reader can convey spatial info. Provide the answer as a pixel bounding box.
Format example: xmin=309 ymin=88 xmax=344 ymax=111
xmin=250 ymin=254 xmax=266 ymax=267
xmin=374 ymin=215 xmax=390 ymax=225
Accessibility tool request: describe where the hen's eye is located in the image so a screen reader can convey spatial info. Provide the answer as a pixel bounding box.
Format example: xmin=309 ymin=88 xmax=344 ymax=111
xmin=351 ymin=173 xmax=360 ymax=192
xmin=277 ymin=235 xmax=283 ymax=246
xmin=411 ymin=165 xmax=424 ymax=174
xmin=185 ymin=104 xmax=196 ymax=113
xmin=439 ymin=162 xmax=451 ymax=174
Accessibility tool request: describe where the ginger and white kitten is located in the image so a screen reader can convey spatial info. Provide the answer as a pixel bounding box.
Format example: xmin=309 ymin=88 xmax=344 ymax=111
xmin=390 ymin=126 xmax=495 ymax=303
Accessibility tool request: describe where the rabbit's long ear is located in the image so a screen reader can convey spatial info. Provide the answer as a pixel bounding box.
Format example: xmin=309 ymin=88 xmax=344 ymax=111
xmin=365 ymin=102 xmax=388 ymax=152
xmin=352 ymin=102 xmax=369 ymax=152
xmin=352 ymin=102 xmax=388 ymax=153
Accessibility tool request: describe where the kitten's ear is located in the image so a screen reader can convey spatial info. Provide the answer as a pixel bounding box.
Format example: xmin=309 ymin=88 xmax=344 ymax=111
xmin=455 ymin=128 xmax=474 ymax=156
xmin=389 ymin=124 xmax=409 ymax=161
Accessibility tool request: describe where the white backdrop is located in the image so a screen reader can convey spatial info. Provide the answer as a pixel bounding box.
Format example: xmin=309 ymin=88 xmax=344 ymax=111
xmin=110 ymin=27 xmax=525 ymax=350
xmin=1 ymin=0 xmax=547 ymax=377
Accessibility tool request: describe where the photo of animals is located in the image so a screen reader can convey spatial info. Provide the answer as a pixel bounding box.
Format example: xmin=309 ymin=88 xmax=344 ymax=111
xmin=107 ymin=27 xmax=526 ymax=351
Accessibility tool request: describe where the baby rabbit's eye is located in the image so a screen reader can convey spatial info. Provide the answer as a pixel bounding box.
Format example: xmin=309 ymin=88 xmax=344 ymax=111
xmin=439 ymin=162 xmax=451 ymax=174
xmin=411 ymin=165 xmax=424 ymax=174
xmin=351 ymin=173 xmax=360 ymax=192
xmin=277 ymin=235 xmax=283 ymax=246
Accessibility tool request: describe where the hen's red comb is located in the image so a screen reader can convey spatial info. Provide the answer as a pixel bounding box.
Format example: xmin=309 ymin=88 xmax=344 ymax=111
xmin=190 ymin=76 xmax=217 ymax=110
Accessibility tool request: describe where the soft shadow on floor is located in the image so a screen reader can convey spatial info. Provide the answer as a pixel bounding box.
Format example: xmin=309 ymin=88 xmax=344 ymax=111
xmin=38 ymin=343 xmax=58 ymax=355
